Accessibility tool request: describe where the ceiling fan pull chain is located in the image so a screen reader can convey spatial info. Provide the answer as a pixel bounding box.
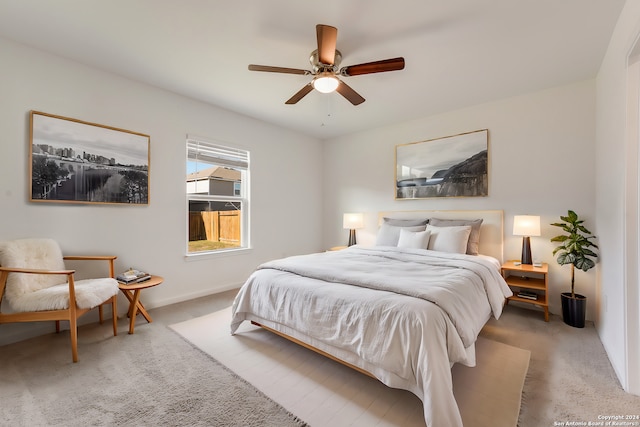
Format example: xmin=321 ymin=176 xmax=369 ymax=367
xmin=320 ymin=94 xmax=332 ymax=127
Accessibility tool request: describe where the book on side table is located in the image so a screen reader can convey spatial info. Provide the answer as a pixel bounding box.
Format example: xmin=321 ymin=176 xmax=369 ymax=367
xmin=117 ymin=268 xmax=151 ymax=284
xmin=517 ymin=290 xmax=538 ymax=300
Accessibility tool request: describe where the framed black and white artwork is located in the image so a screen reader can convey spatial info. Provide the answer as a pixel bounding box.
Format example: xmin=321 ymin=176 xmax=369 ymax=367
xmin=30 ymin=111 xmax=150 ymax=205
xmin=395 ymin=129 xmax=488 ymax=199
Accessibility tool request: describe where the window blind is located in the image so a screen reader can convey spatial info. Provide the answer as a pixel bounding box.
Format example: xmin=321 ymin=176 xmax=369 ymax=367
xmin=187 ymin=138 xmax=249 ymax=170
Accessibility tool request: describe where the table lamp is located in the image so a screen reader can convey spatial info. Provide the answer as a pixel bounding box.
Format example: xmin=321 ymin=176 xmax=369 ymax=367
xmin=513 ymin=215 xmax=541 ymax=265
xmin=343 ymin=213 xmax=364 ymax=246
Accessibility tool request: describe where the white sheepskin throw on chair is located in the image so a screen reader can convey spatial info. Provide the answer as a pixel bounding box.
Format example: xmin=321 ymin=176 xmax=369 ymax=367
xmin=0 ymin=238 xmax=118 ymax=311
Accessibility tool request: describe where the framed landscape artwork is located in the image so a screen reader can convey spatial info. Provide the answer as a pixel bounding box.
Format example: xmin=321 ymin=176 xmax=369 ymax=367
xmin=30 ymin=111 xmax=150 ymax=205
xmin=395 ymin=129 xmax=488 ymax=199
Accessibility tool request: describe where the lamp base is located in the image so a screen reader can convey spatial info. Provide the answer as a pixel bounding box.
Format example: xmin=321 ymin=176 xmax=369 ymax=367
xmin=348 ymin=229 xmax=357 ymax=246
xmin=521 ymin=236 xmax=532 ymax=265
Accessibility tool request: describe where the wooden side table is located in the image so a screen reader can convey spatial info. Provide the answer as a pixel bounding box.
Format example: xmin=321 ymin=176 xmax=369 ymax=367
xmin=118 ymin=275 xmax=163 ymax=334
xmin=501 ymin=261 xmax=549 ymax=321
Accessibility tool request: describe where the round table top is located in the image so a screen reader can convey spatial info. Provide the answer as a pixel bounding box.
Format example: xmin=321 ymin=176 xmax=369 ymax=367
xmin=117 ymin=275 xmax=163 ymax=290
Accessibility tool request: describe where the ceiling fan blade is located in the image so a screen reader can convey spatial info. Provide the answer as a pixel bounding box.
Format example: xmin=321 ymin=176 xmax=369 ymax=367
xmin=285 ymin=83 xmax=314 ymax=104
xmin=248 ymin=64 xmax=310 ymax=75
xmin=340 ymin=57 xmax=405 ymax=76
xmin=335 ymin=80 xmax=365 ymax=105
xmin=316 ymin=24 xmax=337 ymax=65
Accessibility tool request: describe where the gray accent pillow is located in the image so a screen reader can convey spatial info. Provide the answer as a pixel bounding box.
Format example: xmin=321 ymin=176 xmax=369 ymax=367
xmin=382 ymin=217 xmax=429 ymax=227
xmin=428 ymin=218 xmax=483 ymax=255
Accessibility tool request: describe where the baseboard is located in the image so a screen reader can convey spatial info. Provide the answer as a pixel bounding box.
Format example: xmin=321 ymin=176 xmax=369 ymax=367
xmin=139 ymin=282 xmax=242 ymax=310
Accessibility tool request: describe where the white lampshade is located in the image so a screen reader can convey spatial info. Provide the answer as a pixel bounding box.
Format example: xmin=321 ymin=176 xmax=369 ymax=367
xmin=513 ymin=215 xmax=541 ymax=236
xmin=312 ymin=73 xmax=339 ymax=93
xmin=343 ymin=212 xmax=364 ymax=230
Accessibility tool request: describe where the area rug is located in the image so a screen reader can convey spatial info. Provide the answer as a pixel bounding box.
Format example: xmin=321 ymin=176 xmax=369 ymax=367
xmin=171 ymin=307 xmax=531 ymax=427
xmin=0 ymin=322 xmax=308 ymax=427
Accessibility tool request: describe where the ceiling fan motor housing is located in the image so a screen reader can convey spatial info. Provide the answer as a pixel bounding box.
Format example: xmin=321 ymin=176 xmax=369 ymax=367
xmin=310 ymin=49 xmax=342 ymax=74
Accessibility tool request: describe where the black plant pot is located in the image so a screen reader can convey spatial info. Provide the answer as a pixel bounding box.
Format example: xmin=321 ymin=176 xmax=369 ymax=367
xmin=561 ymin=292 xmax=587 ymax=328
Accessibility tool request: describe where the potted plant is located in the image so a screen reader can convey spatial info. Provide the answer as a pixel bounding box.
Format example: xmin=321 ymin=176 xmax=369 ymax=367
xmin=550 ymin=210 xmax=598 ymax=328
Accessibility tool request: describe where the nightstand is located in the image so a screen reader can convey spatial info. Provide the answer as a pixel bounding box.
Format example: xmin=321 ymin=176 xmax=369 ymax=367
xmin=328 ymin=246 xmax=348 ymax=251
xmin=501 ymin=261 xmax=549 ymax=321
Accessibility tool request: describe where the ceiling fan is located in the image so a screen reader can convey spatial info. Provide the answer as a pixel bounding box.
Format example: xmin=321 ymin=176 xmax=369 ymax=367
xmin=248 ymin=24 xmax=405 ymax=106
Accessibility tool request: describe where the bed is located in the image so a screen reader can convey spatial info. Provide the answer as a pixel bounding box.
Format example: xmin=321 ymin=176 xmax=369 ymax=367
xmin=230 ymin=210 xmax=512 ymax=427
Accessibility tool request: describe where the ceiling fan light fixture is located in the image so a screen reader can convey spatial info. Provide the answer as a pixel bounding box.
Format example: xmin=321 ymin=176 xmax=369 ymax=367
xmin=312 ymin=73 xmax=339 ymax=93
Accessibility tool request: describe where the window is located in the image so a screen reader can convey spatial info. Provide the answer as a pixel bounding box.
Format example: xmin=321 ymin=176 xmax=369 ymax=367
xmin=186 ymin=137 xmax=249 ymax=255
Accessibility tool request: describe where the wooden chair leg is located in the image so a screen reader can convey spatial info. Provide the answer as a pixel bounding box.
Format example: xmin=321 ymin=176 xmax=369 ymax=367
xmin=98 ymin=305 xmax=104 ymax=324
xmin=111 ymin=295 xmax=118 ymax=336
xmin=70 ymin=316 xmax=78 ymax=363
xmin=56 ymin=320 xmax=60 ymax=333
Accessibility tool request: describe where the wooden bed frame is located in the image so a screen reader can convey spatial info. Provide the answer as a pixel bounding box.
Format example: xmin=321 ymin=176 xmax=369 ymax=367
xmin=251 ymin=320 xmax=377 ymax=378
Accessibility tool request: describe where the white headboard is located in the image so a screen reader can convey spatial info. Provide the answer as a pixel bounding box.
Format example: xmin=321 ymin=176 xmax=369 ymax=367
xmin=377 ymin=210 xmax=504 ymax=262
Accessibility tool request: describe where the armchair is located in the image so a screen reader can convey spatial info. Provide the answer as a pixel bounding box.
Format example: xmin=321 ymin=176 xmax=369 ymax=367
xmin=0 ymin=238 xmax=119 ymax=362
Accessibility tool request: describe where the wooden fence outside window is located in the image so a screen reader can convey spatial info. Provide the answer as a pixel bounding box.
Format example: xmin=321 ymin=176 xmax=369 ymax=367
xmin=189 ymin=210 xmax=240 ymax=243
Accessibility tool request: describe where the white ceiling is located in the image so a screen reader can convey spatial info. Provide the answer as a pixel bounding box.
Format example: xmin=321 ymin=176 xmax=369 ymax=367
xmin=0 ymin=0 xmax=626 ymax=140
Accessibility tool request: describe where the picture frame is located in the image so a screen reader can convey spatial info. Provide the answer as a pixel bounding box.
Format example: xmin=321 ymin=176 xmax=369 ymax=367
xmin=395 ymin=129 xmax=488 ymax=199
xmin=30 ymin=111 xmax=150 ymax=205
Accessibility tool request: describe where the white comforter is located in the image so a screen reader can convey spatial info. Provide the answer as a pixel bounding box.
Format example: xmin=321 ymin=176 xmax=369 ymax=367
xmin=231 ymin=246 xmax=512 ymax=427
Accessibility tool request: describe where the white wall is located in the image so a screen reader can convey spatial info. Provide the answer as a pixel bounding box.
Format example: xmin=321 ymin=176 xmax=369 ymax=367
xmin=596 ymin=0 xmax=640 ymax=395
xmin=0 ymin=37 xmax=324 ymax=345
xmin=323 ymin=80 xmax=597 ymax=319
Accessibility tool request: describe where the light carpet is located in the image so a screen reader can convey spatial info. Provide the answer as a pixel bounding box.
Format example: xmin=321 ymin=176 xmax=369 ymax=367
xmin=170 ymin=307 xmax=531 ymax=427
xmin=0 ymin=321 xmax=308 ymax=427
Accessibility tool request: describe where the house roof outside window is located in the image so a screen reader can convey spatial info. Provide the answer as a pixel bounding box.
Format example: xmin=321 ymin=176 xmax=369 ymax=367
xmin=186 ymin=166 xmax=240 ymax=182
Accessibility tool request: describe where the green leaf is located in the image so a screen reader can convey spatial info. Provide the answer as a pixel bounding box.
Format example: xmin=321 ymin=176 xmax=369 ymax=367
xmin=577 ymin=224 xmax=592 ymax=234
xmin=557 ymin=253 xmax=570 ymax=264
xmin=575 ymin=258 xmax=596 ymax=272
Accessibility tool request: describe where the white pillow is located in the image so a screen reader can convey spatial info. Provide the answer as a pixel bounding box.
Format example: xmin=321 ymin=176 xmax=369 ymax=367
xmin=397 ymin=228 xmax=431 ymax=249
xmin=426 ymin=224 xmax=472 ymax=254
xmin=375 ymin=223 xmax=427 ymax=246
xmin=429 ymin=218 xmax=483 ymax=255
